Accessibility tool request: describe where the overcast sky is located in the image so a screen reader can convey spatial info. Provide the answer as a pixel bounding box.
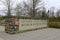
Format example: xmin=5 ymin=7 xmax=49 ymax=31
xmin=0 ymin=0 xmax=60 ymax=10
xmin=0 ymin=0 xmax=60 ymax=16
xmin=16 ymin=0 xmax=60 ymax=11
xmin=45 ymin=0 xmax=60 ymax=10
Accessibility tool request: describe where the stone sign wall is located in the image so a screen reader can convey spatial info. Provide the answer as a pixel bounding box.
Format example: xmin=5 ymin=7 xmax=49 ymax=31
xmin=19 ymin=19 xmax=48 ymax=31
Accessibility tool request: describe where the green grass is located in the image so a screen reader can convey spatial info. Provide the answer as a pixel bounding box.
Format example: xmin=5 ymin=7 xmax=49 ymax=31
xmin=49 ymin=18 xmax=60 ymax=28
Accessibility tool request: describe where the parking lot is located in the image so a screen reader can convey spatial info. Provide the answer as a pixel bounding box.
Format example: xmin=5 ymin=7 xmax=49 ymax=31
xmin=0 ymin=28 xmax=60 ymax=40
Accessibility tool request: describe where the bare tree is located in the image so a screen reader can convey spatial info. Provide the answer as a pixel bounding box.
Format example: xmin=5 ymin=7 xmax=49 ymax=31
xmin=42 ymin=7 xmax=46 ymax=18
xmin=15 ymin=1 xmax=30 ymax=18
xmin=32 ymin=0 xmax=37 ymax=17
xmin=15 ymin=3 xmax=22 ymax=18
xmin=23 ymin=1 xmax=30 ymax=17
xmin=0 ymin=0 xmax=15 ymax=17
xmin=30 ymin=0 xmax=44 ymax=18
xmin=56 ymin=9 xmax=60 ymax=18
xmin=28 ymin=7 xmax=33 ymax=17
xmin=18 ymin=0 xmax=44 ymax=18
xmin=49 ymin=7 xmax=55 ymax=18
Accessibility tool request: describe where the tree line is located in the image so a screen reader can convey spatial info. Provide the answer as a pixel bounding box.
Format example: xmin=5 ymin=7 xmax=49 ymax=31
xmin=0 ymin=0 xmax=60 ymax=19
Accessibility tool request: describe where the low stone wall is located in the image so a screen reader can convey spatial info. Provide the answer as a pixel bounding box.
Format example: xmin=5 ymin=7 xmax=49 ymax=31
xmin=19 ymin=19 xmax=48 ymax=31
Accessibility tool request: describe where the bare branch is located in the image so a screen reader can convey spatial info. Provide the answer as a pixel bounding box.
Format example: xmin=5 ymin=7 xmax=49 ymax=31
xmin=0 ymin=0 xmax=7 ymax=6
xmin=0 ymin=0 xmax=14 ymax=17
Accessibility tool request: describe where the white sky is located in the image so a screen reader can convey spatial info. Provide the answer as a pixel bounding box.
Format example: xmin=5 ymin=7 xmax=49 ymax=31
xmin=44 ymin=0 xmax=60 ymax=10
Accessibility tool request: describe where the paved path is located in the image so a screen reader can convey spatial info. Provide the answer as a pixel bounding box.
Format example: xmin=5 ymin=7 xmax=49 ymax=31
xmin=0 ymin=28 xmax=60 ymax=40
xmin=0 ymin=26 xmax=5 ymax=32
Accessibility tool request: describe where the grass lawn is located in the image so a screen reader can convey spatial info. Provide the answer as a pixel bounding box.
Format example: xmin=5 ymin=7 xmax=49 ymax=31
xmin=49 ymin=18 xmax=60 ymax=28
